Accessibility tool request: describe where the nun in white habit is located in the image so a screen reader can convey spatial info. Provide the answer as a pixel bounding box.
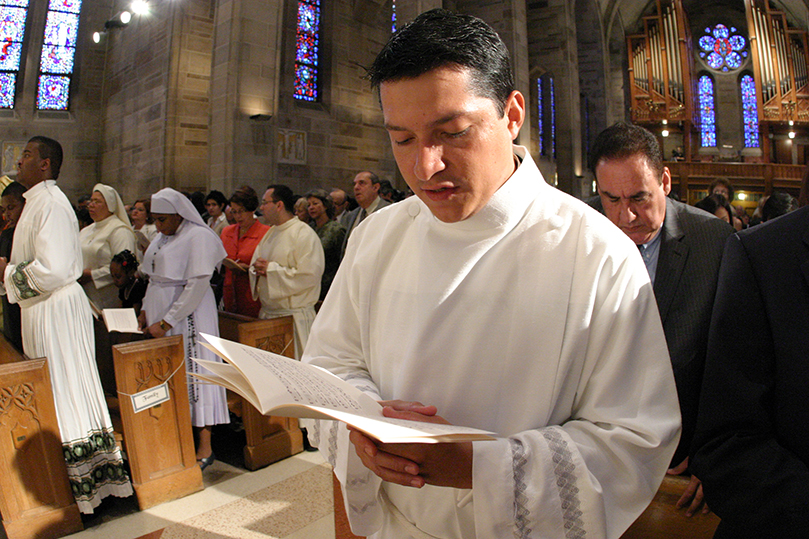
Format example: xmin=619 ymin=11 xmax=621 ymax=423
xmin=140 ymin=188 xmax=229 ymax=467
xmin=79 ymin=183 xmax=136 ymax=309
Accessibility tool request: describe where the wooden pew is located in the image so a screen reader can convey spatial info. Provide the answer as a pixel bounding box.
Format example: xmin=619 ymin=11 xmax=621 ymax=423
xmin=0 ymin=339 xmax=83 ymax=539
xmin=112 ymin=335 xmax=203 ymax=510
xmin=218 ymin=311 xmax=304 ymax=470
xmin=621 ymin=474 xmax=720 ymax=539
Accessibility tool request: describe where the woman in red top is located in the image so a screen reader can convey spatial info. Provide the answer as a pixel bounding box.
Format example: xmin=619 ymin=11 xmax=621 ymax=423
xmin=220 ymin=190 xmax=269 ymax=317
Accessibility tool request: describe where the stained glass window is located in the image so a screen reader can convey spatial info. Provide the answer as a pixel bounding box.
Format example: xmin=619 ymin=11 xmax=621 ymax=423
xmin=741 ymin=74 xmax=760 ymax=148
xmin=0 ymin=0 xmax=29 ymax=109
xmin=537 ymin=77 xmax=543 ymax=156
xmin=36 ymin=0 xmax=81 ymax=110
xmin=699 ymin=75 xmax=716 ymax=147
xmin=699 ymin=23 xmax=747 ymax=72
xmin=391 ymin=0 xmax=396 ymax=33
xmin=294 ymin=0 xmax=320 ymax=102
xmin=550 ymin=76 xmax=556 ymax=159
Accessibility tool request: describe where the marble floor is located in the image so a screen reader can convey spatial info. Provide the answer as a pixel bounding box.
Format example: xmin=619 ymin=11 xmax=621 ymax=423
xmin=61 ymin=451 xmax=335 ymax=539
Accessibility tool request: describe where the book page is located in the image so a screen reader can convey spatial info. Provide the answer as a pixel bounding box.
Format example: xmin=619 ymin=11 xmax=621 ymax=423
xmin=199 ymin=333 xmax=381 ymax=416
xmin=102 ymin=308 xmax=142 ymax=333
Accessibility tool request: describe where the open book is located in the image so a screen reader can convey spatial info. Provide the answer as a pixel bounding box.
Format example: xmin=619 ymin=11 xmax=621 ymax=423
xmin=191 ymin=333 xmax=495 ymax=444
xmin=102 ymin=308 xmax=142 ymax=333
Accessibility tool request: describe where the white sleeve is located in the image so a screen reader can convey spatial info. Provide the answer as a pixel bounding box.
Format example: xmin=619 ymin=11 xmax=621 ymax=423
xmin=251 ymin=227 xmax=325 ymax=302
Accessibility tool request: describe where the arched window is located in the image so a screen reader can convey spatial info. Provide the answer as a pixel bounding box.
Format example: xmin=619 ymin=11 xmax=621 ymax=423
xmin=36 ymin=0 xmax=82 ymax=110
xmin=0 ymin=0 xmax=30 ymax=109
xmin=698 ymin=23 xmax=748 ymax=72
xmin=740 ymin=73 xmax=759 ymax=148
xmin=294 ymin=0 xmax=320 ymax=102
xmin=698 ymin=74 xmax=716 ymax=147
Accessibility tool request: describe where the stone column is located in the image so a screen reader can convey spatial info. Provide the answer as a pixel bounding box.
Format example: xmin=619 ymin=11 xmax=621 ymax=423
xmin=209 ymin=0 xmax=284 ymax=195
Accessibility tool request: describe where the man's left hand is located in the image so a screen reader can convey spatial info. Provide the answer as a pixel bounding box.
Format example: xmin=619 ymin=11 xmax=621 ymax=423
xmin=348 ymin=400 xmax=473 ymax=490
xmin=143 ymin=322 xmax=167 ymax=339
xmin=0 ymin=257 xmax=7 ymax=283
xmin=668 ymin=457 xmax=710 ymax=517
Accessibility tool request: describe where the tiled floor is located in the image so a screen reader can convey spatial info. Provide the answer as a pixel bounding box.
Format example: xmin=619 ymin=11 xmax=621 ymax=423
xmin=61 ymin=451 xmax=335 ymax=539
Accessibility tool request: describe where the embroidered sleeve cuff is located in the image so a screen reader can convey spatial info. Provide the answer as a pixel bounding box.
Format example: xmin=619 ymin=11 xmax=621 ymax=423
xmin=10 ymin=261 xmax=43 ymax=300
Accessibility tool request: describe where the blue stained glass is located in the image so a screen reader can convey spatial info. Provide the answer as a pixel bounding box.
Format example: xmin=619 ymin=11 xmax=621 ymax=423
xmin=294 ymin=64 xmax=317 ymax=101
xmin=713 ymin=24 xmax=729 ymax=39
xmin=37 ymin=74 xmax=69 ymax=109
xmin=707 ymin=52 xmax=724 ymax=69
xmin=699 ymin=75 xmax=716 ymax=147
xmin=726 ymin=52 xmax=742 ymax=69
xmin=0 ymin=41 xmax=20 ymax=70
xmin=48 ymin=0 xmax=80 ymax=13
xmin=537 ymin=77 xmax=543 ymax=155
xmin=40 ymin=45 xmax=74 ymax=73
xmin=550 ymin=77 xmax=556 ymax=159
xmin=699 ymin=36 xmax=715 ymax=51
xmin=741 ymin=74 xmax=760 ymax=148
xmin=294 ymin=0 xmax=320 ymax=102
xmin=1 ymin=6 xmax=27 ymax=41
xmin=0 ymin=72 xmax=15 ymax=107
xmin=0 ymin=1 xmax=27 ymax=110
xmin=43 ymin=11 xmax=78 ymax=47
xmin=391 ymin=0 xmax=396 ymax=33
xmin=701 ymin=23 xmax=747 ymax=72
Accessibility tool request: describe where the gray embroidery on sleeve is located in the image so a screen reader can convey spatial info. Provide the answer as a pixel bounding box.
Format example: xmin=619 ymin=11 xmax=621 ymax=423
xmin=542 ymin=428 xmax=585 ymax=538
xmin=510 ymin=437 xmax=532 ymax=539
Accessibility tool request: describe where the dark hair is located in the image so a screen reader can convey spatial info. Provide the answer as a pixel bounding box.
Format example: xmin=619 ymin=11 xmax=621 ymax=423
xmin=267 ymin=184 xmax=296 ymax=214
xmin=590 ymin=122 xmax=664 ymax=179
xmin=134 ymin=198 xmax=153 ymax=224
xmin=762 ymin=191 xmax=797 ymax=222
xmin=306 ymin=188 xmax=335 ymax=220
xmin=367 ymin=9 xmax=514 ymax=117
xmin=189 ymin=191 xmax=206 ymax=217
xmin=694 ymin=194 xmax=733 ymax=224
xmin=111 ymin=249 xmax=139 ymax=272
xmin=76 ymin=207 xmax=93 ymax=228
xmin=2 ymin=181 xmax=26 ymax=201
xmin=28 ymin=136 xmax=63 ymax=179
xmin=800 ymin=164 xmax=809 ymax=208
xmin=206 ymin=190 xmax=228 ymax=208
xmin=229 ymin=190 xmax=259 ymax=212
xmin=708 ymin=178 xmax=735 ymax=202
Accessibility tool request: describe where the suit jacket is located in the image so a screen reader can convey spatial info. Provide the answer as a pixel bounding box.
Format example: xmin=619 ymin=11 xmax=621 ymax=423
xmin=590 ymin=197 xmax=733 ymax=464
xmin=690 ymin=206 xmax=809 ymax=538
xmin=340 ymin=197 xmax=391 ymax=258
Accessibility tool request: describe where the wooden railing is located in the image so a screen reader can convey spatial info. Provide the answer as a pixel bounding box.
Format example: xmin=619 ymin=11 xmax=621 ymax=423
xmin=666 ymin=161 xmax=804 ymax=198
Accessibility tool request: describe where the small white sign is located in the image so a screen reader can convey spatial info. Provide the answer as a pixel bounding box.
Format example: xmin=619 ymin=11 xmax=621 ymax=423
xmin=131 ymin=383 xmax=170 ymax=413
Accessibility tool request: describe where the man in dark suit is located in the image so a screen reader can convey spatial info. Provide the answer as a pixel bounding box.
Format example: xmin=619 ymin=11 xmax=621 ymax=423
xmin=691 ymin=205 xmax=809 ymax=538
xmin=590 ymin=122 xmax=733 ymax=516
xmin=341 ymin=170 xmax=390 ymax=257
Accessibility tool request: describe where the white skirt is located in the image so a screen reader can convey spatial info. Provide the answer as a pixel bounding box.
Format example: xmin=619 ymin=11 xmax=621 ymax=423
xmin=21 ymin=282 xmax=133 ymax=513
xmin=143 ymin=280 xmax=230 ymax=428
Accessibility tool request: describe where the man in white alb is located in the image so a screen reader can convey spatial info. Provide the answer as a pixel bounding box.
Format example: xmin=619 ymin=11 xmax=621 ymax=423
xmin=250 ymin=184 xmax=324 ymax=359
xmin=303 ymin=9 xmax=681 ymax=539
xmin=0 ymin=136 xmax=132 ymax=513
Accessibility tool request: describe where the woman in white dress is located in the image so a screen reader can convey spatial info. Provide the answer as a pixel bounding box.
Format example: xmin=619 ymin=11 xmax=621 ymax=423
xmin=139 ymin=188 xmax=229 ymax=468
xmin=79 ymin=184 xmax=136 ymax=309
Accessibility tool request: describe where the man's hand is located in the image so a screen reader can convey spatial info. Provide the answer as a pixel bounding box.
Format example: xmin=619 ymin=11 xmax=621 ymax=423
xmin=137 ymin=311 xmax=147 ymax=332
xmin=668 ymin=457 xmax=710 ymax=517
xmin=0 ymin=256 xmax=7 ymax=283
xmin=348 ymin=400 xmax=473 ymax=490
xmin=143 ymin=322 xmax=167 ymax=339
xmin=253 ymin=258 xmax=268 ymax=276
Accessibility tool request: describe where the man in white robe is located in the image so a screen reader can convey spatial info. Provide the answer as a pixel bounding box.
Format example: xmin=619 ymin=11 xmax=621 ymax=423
xmin=303 ymin=10 xmax=680 ymax=539
xmin=250 ymin=184 xmax=324 ymax=359
xmin=0 ymin=136 xmax=132 ymax=513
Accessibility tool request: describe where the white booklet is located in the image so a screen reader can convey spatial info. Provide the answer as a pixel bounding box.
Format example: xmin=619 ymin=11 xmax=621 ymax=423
xmin=102 ymin=308 xmax=142 ymax=333
xmin=191 ymin=333 xmax=495 ymax=444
